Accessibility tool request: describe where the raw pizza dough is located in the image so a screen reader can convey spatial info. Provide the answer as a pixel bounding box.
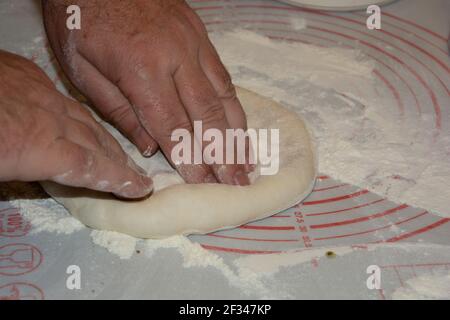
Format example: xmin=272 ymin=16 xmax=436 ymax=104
xmin=41 ymin=87 xmax=317 ymax=239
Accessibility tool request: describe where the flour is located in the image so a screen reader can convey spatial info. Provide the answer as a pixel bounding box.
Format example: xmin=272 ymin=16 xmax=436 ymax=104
xmin=10 ymin=198 xmax=84 ymax=235
xmin=13 ymin=194 xmax=139 ymax=259
xmin=144 ymin=239 xmax=447 ymax=299
xmin=0 ymin=180 xmax=82 ymax=235
xmin=234 ymin=246 xmax=354 ymax=276
xmin=144 ymin=236 xmax=274 ymax=298
xmin=90 ymin=230 xmax=137 ymax=260
xmin=289 ymin=17 xmax=307 ymax=31
xmin=392 ymin=272 xmax=450 ymax=299
xmin=209 ymin=29 xmax=450 ymax=217
xmin=143 ymin=237 xmax=369 ymax=298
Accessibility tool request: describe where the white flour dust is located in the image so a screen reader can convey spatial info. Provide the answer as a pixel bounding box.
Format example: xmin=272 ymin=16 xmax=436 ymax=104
xmin=12 ymin=198 xmax=84 ymax=235
xmin=144 ymin=236 xmax=273 ymax=298
xmin=144 ymin=236 xmax=360 ymax=298
xmin=90 ymin=230 xmax=137 ymax=260
xmin=209 ymin=29 xmax=450 ymax=217
xmin=234 ymin=246 xmax=354 ymax=276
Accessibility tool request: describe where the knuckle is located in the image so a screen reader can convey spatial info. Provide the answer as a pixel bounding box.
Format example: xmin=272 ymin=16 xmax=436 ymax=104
xmin=148 ymin=109 xmax=192 ymax=142
xmin=79 ymin=150 xmax=97 ymax=177
xmin=82 ymin=125 xmax=103 ymax=150
xmin=217 ymin=73 xmax=236 ymax=100
xmin=161 ymin=116 xmax=192 ymax=139
xmin=114 ymin=53 xmax=153 ymax=87
xmin=105 ymin=103 xmax=133 ymax=126
xmin=128 ymin=97 xmax=185 ymax=141
xmin=200 ymin=100 xmax=227 ymax=126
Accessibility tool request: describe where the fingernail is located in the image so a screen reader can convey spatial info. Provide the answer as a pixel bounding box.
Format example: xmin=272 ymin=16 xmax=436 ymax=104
xmin=142 ymin=145 xmax=154 ymax=157
xmin=203 ymin=173 xmax=218 ymax=184
xmin=116 ymin=181 xmax=134 ymax=198
xmin=117 ymin=175 xmax=153 ymax=199
xmin=234 ymin=170 xmax=250 ymax=186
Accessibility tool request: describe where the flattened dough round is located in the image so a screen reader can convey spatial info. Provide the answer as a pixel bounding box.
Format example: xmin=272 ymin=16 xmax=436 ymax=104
xmin=41 ymin=87 xmax=317 ymax=239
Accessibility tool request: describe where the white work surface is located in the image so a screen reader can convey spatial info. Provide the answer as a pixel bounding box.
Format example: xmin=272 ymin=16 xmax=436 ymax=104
xmin=0 ymin=0 xmax=449 ymax=300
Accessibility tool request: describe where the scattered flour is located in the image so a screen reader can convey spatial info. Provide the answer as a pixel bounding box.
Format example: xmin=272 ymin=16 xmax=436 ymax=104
xmin=234 ymin=246 xmax=354 ymax=276
xmin=11 ymin=198 xmax=84 ymax=235
xmin=144 ymin=235 xmax=273 ymax=298
xmin=289 ymin=17 xmax=307 ymax=31
xmin=209 ymin=29 xmax=450 ymax=217
xmin=144 ymin=236 xmax=365 ymax=298
xmin=392 ymin=272 xmax=450 ymax=300
xmin=90 ymin=230 xmax=137 ymax=260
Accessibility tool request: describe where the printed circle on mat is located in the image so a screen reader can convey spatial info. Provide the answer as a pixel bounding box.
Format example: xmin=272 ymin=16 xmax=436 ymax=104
xmin=275 ymin=0 xmax=397 ymax=11
xmin=0 ymin=208 xmax=31 ymax=238
xmin=0 ymin=282 xmax=44 ymax=300
xmin=0 ymin=244 xmax=43 ymax=276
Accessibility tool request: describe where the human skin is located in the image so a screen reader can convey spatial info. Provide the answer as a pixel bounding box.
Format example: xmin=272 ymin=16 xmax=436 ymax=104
xmin=0 ymin=50 xmax=153 ymax=199
xmin=42 ymin=0 xmax=251 ymax=186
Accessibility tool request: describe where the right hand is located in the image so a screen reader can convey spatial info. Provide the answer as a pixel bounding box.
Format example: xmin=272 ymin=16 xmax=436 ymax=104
xmin=0 ymin=50 xmax=152 ymax=199
xmin=43 ymin=0 xmax=251 ymax=186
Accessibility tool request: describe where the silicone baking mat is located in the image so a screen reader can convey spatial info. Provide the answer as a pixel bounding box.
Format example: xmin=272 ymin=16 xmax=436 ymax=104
xmin=1 ymin=0 xmax=449 ymax=299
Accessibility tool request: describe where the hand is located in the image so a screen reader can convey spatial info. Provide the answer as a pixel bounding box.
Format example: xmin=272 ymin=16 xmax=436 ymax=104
xmin=0 ymin=50 xmax=152 ymax=198
xmin=43 ymin=0 xmax=251 ymax=185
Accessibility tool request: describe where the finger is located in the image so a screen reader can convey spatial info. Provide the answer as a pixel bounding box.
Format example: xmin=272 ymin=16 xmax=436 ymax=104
xmin=46 ymin=138 xmax=153 ymax=199
xmin=62 ymin=52 xmax=159 ymax=157
xmin=174 ymin=59 xmax=250 ymax=185
xmin=199 ymin=40 xmax=255 ymax=173
xmin=114 ymin=63 xmax=217 ymax=184
xmin=199 ymin=40 xmax=247 ymax=129
xmin=165 ymin=6 xmax=254 ymax=173
xmin=179 ymin=6 xmax=248 ymax=130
